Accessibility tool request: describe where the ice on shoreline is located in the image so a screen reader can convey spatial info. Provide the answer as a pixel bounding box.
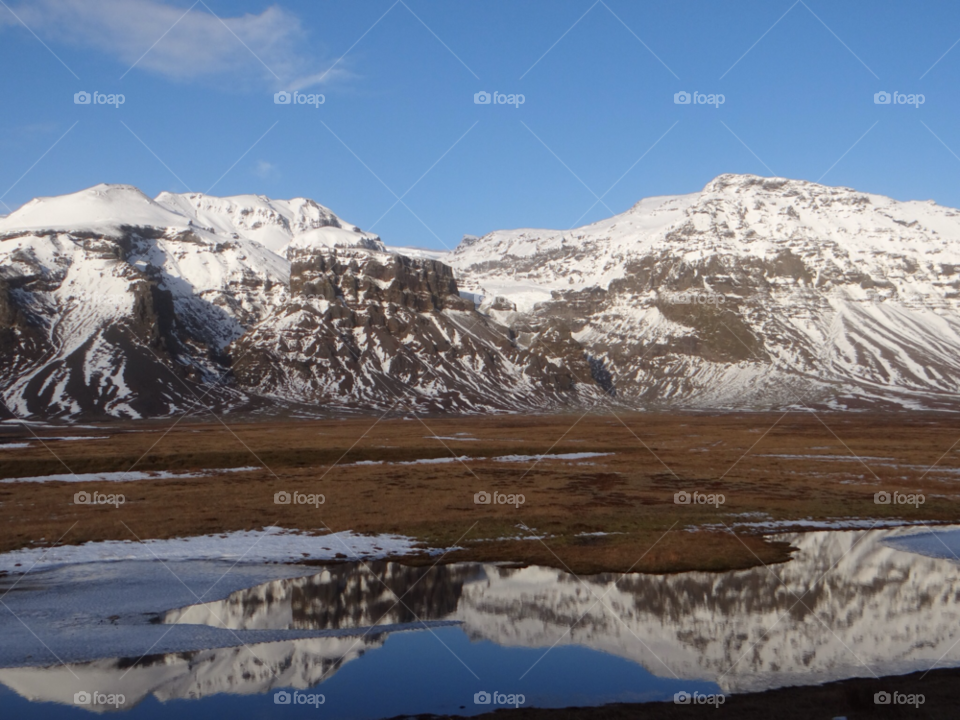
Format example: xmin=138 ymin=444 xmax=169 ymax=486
xmin=0 ymin=528 xmax=428 ymax=573
xmin=0 ymin=467 xmax=260 ymax=484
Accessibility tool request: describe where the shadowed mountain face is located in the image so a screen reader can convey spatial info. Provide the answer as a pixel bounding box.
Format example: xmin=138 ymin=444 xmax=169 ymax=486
xmin=6 ymin=175 xmax=960 ymax=417
xmin=228 ymin=247 xmax=589 ymax=413
xmin=0 ymin=185 xmax=598 ymax=418
xmin=160 ymin=562 xmax=485 ymax=631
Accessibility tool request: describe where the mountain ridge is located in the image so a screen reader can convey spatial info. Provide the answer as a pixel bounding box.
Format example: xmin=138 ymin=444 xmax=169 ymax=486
xmin=3 ymin=175 xmax=960 ymax=418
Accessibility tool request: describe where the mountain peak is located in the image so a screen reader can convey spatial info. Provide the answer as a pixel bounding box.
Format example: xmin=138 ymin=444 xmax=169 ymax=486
xmin=699 ymin=173 xmax=864 ymax=198
xmin=153 ymin=191 xmax=381 ymax=254
xmin=0 ymin=183 xmax=188 ymax=237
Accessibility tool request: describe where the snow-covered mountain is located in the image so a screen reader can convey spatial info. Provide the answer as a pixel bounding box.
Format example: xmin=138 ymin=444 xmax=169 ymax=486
xmin=154 ymin=191 xmax=386 ymax=255
xmin=0 ymin=184 xmax=590 ymax=418
xmin=4 ymin=175 xmax=960 ymax=418
xmin=449 ymin=174 xmax=960 ymax=409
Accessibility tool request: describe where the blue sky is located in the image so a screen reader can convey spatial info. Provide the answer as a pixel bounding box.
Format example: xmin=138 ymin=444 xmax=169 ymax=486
xmin=1 ymin=0 xmax=959 ymax=250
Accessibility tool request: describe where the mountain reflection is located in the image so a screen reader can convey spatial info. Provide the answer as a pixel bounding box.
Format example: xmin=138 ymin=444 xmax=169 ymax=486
xmin=2 ymin=526 xmax=959 ymax=709
xmin=161 ymin=562 xmax=486 ymax=631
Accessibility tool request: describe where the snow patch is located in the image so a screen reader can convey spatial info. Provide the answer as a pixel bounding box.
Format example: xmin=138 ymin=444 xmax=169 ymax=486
xmin=0 ymin=527 xmax=425 ymax=573
xmin=1 ymin=467 xmax=260 ymax=484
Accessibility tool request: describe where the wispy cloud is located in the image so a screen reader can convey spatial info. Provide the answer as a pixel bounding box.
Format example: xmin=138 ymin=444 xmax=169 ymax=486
xmin=252 ymin=159 xmax=279 ymax=180
xmin=0 ymin=0 xmax=347 ymax=90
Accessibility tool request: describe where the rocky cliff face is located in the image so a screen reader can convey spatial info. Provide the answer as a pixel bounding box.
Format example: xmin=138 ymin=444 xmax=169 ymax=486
xmin=229 ymin=245 xmax=589 ymax=412
xmin=5 ymin=176 xmax=960 ymax=418
xmin=450 ymin=175 xmax=960 ymax=409
xmin=0 ymin=184 xmax=599 ymax=418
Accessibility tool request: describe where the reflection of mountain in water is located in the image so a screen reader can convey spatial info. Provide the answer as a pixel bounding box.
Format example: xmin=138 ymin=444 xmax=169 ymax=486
xmin=0 ymin=635 xmax=381 ymax=712
xmin=2 ymin=527 xmax=959 ymax=708
xmin=0 ymin=562 xmax=481 ymax=711
xmin=457 ymin=528 xmax=960 ymax=692
xmin=162 ymin=561 xmax=484 ymax=631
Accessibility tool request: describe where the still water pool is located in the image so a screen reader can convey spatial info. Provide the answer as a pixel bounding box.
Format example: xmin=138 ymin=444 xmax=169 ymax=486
xmin=1 ymin=525 xmax=958 ymax=717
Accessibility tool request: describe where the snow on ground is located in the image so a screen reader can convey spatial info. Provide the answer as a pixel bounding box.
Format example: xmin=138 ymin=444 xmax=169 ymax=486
xmin=25 ymin=436 xmax=110 ymax=441
xmin=755 ymin=454 xmax=895 ymax=461
xmin=0 ymin=467 xmax=260 ymax=484
xmin=0 ymin=528 xmax=428 ymax=573
xmin=713 ymin=518 xmax=933 ymax=532
xmin=492 ymin=452 xmax=612 ymax=462
xmin=343 ymin=452 xmax=613 ymax=468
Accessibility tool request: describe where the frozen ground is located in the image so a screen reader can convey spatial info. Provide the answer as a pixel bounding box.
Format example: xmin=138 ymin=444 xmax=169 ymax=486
xmin=0 ymin=467 xmax=260 ymax=484
xmin=0 ymin=528 xmax=428 ymax=573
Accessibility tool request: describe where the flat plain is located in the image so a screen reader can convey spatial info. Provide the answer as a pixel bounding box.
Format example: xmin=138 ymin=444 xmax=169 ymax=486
xmin=2 ymin=411 xmax=957 ymax=574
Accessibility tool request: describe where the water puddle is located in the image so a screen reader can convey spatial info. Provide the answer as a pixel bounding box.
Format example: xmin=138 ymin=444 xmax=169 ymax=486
xmin=1 ymin=525 xmax=958 ymax=717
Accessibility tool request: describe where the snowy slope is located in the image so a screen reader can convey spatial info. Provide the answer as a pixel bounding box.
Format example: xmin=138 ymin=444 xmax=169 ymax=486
xmin=449 ymin=175 xmax=960 ymax=408
xmin=0 ymin=184 xmax=191 ymax=238
xmin=5 ymin=175 xmax=960 ymax=418
xmin=154 ymin=192 xmax=385 ymax=255
xmin=0 ymin=184 xmax=594 ymax=418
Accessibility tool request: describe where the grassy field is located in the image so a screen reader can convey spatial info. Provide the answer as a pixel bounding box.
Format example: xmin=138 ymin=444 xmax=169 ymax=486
xmin=1 ymin=411 xmax=958 ymax=574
